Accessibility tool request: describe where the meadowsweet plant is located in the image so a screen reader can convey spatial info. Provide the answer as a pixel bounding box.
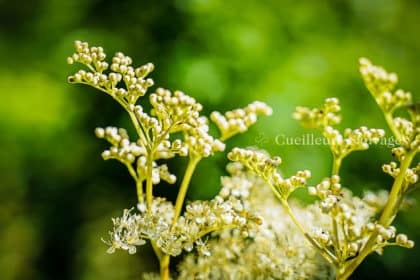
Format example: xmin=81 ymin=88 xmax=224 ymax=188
xmin=67 ymin=41 xmax=272 ymax=280
xmin=228 ymin=58 xmax=418 ymax=279
xmin=67 ymin=41 xmax=418 ymax=280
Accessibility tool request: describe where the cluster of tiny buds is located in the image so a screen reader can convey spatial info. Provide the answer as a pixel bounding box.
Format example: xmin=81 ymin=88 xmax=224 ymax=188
xmin=133 ymin=105 xmax=160 ymax=132
xmin=391 ymin=146 xmax=408 ymax=161
xmin=405 ymin=167 xmax=419 ymax=185
xmin=154 ymin=164 xmax=177 ymax=184
xmin=228 ymin=148 xmax=280 ymax=180
xmin=135 ymin=157 xmax=177 ymax=185
xmin=150 ymin=88 xmax=205 ymax=140
xmin=359 ymin=58 xmax=414 ymax=116
xmin=362 ymin=223 xmax=414 ymax=250
xmin=67 ymin=41 xmax=108 ymax=71
xmin=359 ymin=57 xmax=398 ymax=96
xmin=228 ymin=148 xmax=310 ymax=199
xmin=68 ymin=40 xmax=154 ymax=104
xmin=95 ymin=127 xmax=145 ymax=164
xmin=308 ymin=176 xmax=341 ymax=212
xmin=293 ymin=98 xmax=341 ymax=129
xmin=343 ymin=127 xmax=385 ymax=146
xmin=383 ymin=160 xmax=420 ymax=187
xmin=211 ymin=101 xmax=272 ymax=139
xmin=323 ymin=126 xmax=385 ymax=159
xmin=380 ymin=90 xmax=412 ymax=112
xmin=151 ymin=88 xmax=203 ymax=130
xmin=396 ymin=234 xmax=415 ymax=248
xmin=185 ymin=130 xmax=225 ymax=158
xmin=394 ymin=117 xmax=415 ymax=146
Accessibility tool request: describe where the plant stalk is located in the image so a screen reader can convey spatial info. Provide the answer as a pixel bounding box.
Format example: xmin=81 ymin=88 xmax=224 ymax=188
xmin=173 ymin=155 xmax=201 ymax=225
xmin=146 ymin=155 xmax=154 ymax=214
xmin=160 ymin=254 xmax=170 ymax=280
xmin=280 ymin=199 xmax=339 ymax=267
xmin=337 ymin=149 xmax=416 ymax=279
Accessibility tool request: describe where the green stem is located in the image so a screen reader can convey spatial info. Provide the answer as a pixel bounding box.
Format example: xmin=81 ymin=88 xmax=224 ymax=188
xmin=338 ymin=149 xmax=416 ymax=279
xmin=331 ymin=156 xmax=342 ymax=262
xmin=160 ymin=254 xmax=170 ymax=280
xmin=379 ymin=150 xmax=416 ymax=225
xmin=77 ymin=82 xmax=149 ymax=146
xmin=172 ymin=156 xmax=201 ymax=225
xmin=384 ymin=112 xmax=402 ymax=145
xmin=262 ymin=179 xmax=337 ymax=264
xmin=280 ymin=199 xmax=339 ymax=267
xmin=127 ymin=110 xmax=149 ymax=147
xmin=124 ymin=162 xmax=144 ymax=204
xmin=146 ymin=155 xmax=154 ymax=214
xmin=332 ymin=156 xmax=342 ymax=176
xmin=136 ymin=179 xmax=144 ymax=204
xmin=332 ymin=214 xmax=341 ymax=263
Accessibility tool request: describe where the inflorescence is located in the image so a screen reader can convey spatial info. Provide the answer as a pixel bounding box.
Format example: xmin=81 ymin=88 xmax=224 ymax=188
xmin=67 ymin=40 xmax=271 ymax=280
xmin=226 ymin=59 xmax=418 ymax=280
xmin=68 ymin=41 xmax=418 ymax=280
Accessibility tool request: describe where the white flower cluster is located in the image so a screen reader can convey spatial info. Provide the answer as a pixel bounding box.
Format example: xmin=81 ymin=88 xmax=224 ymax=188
xmin=226 ymin=120 xmax=415 ymax=277
xmin=105 ymin=191 xmax=260 ymax=257
xmin=178 ymin=163 xmax=334 ymax=280
xmin=211 ymin=101 xmax=273 ymax=140
xmin=227 ymin=148 xmax=311 ymax=199
xmin=103 ymin=208 xmax=148 ymax=255
xmin=178 ymin=179 xmax=414 ymax=279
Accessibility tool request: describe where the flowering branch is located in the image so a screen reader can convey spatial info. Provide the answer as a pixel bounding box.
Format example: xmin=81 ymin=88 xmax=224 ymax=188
xmin=67 ymin=40 xmax=271 ymax=280
xmin=228 ymin=58 xmax=418 ymax=280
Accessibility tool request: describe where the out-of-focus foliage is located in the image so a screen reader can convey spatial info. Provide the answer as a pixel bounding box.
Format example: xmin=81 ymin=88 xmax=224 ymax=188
xmin=0 ymin=0 xmax=419 ymax=279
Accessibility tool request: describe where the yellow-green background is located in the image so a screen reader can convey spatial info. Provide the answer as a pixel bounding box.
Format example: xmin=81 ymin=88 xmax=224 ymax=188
xmin=0 ymin=0 xmax=419 ymax=279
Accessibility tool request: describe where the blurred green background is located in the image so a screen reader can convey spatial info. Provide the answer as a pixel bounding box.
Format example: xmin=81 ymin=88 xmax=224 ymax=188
xmin=0 ymin=0 xmax=419 ymax=279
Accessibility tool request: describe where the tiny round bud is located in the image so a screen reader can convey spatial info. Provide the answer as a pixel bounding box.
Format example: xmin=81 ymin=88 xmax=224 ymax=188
xmin=406 ymin=240 xmax=415 ymax=248
xmin=396 ymin=234 xmax=408 ymax=245
xmin=95 ymin=127 xmax=105 ymax=138
xmin=308 ymin=186 xmax=317 ymax=196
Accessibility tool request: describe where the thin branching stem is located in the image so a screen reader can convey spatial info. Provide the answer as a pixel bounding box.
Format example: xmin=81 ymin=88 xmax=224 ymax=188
xmin=173 ymin=155 xmax=201 ymax=225
xmin=280 ymin=199 xmax=339 ymax=267
xmin=338 ymin=149 xmax=417 ymax=279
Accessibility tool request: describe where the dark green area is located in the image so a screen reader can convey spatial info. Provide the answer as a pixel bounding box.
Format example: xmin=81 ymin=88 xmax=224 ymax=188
xmin=0 ymin=0 xmax=419 ymax=279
